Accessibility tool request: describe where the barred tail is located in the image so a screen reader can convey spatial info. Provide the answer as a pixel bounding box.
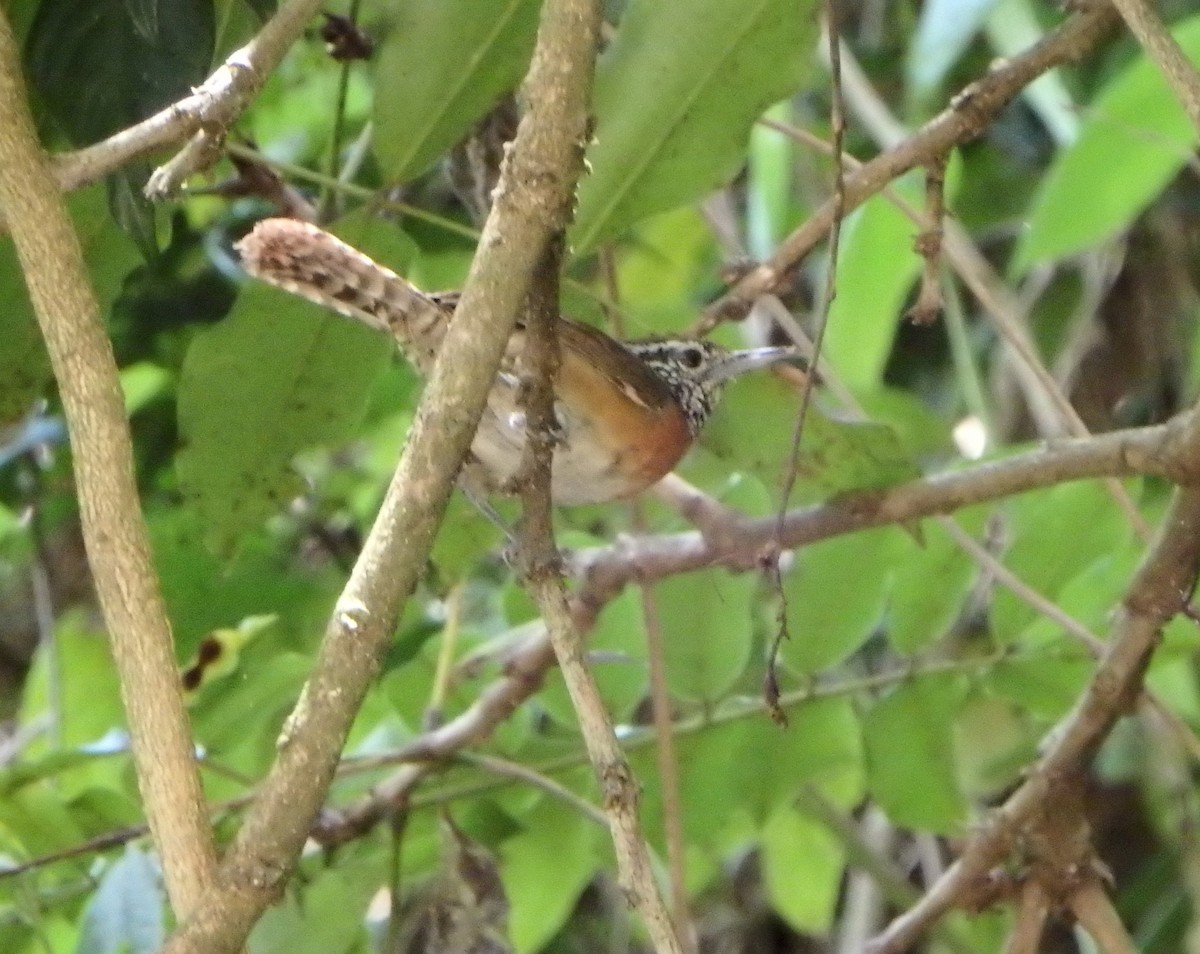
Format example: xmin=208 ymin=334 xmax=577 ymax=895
xmin=235 ymin=218 xmax=447 ymax=371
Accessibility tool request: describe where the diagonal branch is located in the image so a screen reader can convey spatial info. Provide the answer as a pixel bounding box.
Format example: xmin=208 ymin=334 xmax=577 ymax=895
xmin=698 ymin=0 xmax=1119 ymax=330
xmin=316 ymin=401 xmax=1200 ymax=843
xmin=0 ymin=8 xmax=217 ymax=920
xmin=160 ymin=0 xmax=603 ymax=951
xmin=867 ymin=484 xmax=1200 ymax=951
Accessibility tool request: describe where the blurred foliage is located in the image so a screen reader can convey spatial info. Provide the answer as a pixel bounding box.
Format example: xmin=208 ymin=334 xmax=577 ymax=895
xmin=1 ymin=0 xmax=1200 ymax=953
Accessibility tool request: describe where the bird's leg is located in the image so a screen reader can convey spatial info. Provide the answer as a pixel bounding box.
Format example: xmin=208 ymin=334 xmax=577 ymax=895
xmin=456 ymin=466 xmax=518 ymax=547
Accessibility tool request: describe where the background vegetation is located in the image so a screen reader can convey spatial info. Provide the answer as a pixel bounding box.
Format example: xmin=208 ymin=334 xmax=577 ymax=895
xmin=2 ymin=0 xmax=1200 ymax=952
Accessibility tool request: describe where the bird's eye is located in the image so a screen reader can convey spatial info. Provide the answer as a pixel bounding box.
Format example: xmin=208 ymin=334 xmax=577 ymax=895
xmin=681 ymin=345 xmax=705 ymax=369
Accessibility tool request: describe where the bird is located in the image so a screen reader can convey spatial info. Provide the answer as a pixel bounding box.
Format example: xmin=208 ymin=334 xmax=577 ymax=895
xmin=236 ymin=218 xmax=801 ymax=507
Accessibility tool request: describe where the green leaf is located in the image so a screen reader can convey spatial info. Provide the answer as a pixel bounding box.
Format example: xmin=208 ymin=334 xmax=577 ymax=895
xmin=656 ymin=569 xmax=755 ymax=702
xmin=864 ymin=676 xmax=968 ymax=834
xmin=0 ymin=241 xmax=49 ymax=426
xmin=702 ymin=376 xmax=920 ymax=500
xmin=650 ymin=697 xmax=862 ymax=842
xmin=26 ymin=0 xmax=214 ymax=146
xmin=889 ymin=509 xmax=986 ymax=654
xmin=570 ymin=0 xmax=818 ymax=253
xmin=20 ymin=615 xmax=124 ymax=761
xmin=0 ymin=785 xmax=87 ymax=859
xmin=177 ymin=216 xmax=409 ymax=549
xmin=990 ymin=481 xmax=1130 ymax=643
xmin=985 ymin=654 xmax=1092 ymax=720
xmin=76 ymin=845 xmax=164 ymax=954
xmin=372 ymin=0 xmax=540 ymax=182
xmin=824 ymin=188 xmax=924 ymax=393
xmin=120 ymin=362 xmax=172 ymax=415
xmin=501 ymin=801 xmax=598 ymax=954
xmin=760 ymin=803 xmax=845 ymax=934
xmin=249 ymin=852 xmax=380 ymax=954
xmin=781 ymin=528 xmax=899 ymax=674
xmin=1015 ymin=15 xmax=1200 ymax=270
xmin=613 ymin=207 xmax=717 ymax=335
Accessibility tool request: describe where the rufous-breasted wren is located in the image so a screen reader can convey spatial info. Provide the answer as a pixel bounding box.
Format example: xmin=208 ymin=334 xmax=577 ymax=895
xmin=236 ymin=218 xmax=800 ymax=506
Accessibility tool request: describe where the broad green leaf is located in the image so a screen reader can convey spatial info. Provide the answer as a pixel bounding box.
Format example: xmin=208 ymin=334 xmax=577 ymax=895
xmin=571 ymin=0 xmax=818 ymax=253
xmin=990 ymin=481 xmax=1130 ymax=643
xmin=120 ymin=362 xmax=172 ymax=415
xmin=76 ymin=845 xmax=164 ymax=954
xmin=864 ymin=676 xmax=968 ymax=834
xmin=177 ymin=216 xmax=408 ymax=549
xmin=644 ymin=697 xmax=863 ymax=844
xmin=372 ymin=0 xmax=540 ymax=182
xmin=249 ymin=853 xmax=380 ymax=954
xmin=985 ymin=654 xmax=1092 ymax=720
xmin=781 ymin=528 xmax=900 ymax=674
xmin=889 ymin=509 xmax=986 ymax=654
xmin=747 ymin=101 xmax=797 ymax=260
xmin=1017 ymin=545 xmax=1139 ymax=647
xmin=760 ymin=803 xmax=845 ymax=934
xmin=656 ymin=569 xmax=755 ymax=702
xmin=823 ymin=190 xmax=923 ymax=392
xmin=955 ymin=693 xmax=1036 ymax=798
xmin=189 ymin=649 xmax=309 ymax=756
xmin=151 ymin=511 xmax=335 ymax=654
xmin=614 ymin=207 xmax=717 ymax=335
xmin=501 ymin=801 xmax=598 ymax=954
xmin=26 ymin=0 xmax=213 ymax=146
xmin=21 ymin=615 xmax=124 ymax=761
xmin=703 ymin=375 xmax=920 ymax=500
xmin=0 ymin=785 xmax=87 ymax=858
xmin=0 ymin=241 xmax=49 ymax=426
xmin=1015 ymin=16 xmax=1200 ymax=270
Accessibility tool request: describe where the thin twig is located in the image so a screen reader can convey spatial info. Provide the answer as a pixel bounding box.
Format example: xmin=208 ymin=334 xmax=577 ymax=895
xmin=457 ymin=753 xmax=609 ymax=829
xmin=601 ymin=249 xmax=695 ymax=953
xmin=699 ymin=1 xmax=1118 ymax=330
xmin=517 ymin=236 xmax=681 ymax=953
xmin=831 ymin=34 xmax=1152 ymax=542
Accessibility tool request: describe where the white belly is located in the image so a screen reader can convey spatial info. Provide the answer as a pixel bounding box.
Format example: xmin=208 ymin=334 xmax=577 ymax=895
xmin=469 ymin=400 xmax=634 ymax=505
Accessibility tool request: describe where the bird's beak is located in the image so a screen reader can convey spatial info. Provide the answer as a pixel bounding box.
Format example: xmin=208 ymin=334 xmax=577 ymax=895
xmin=704 ymin=346 xmax=808 ymax=386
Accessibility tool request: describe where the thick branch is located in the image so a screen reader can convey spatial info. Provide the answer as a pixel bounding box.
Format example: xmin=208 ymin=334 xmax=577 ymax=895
xmin=160 ymin=1 xmax=602 ymax=951
xmin=0 ymin=9 xmax=216 ymax=918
